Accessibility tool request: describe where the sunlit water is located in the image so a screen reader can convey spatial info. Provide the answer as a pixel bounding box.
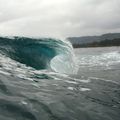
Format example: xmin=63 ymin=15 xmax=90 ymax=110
xmin=0 ymin=47 xmax=120 ymax=120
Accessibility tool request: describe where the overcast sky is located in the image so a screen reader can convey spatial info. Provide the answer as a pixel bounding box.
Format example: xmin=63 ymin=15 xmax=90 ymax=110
xmin=0 ymin=0 xmax=120 ymax=38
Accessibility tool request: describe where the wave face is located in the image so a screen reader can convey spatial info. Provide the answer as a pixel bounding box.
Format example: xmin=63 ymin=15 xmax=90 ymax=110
xmin=0 ymin=36 xmax=75 ymax=73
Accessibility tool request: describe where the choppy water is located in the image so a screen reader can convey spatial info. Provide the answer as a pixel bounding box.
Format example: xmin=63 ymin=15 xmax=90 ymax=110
xmin=0 ymin=45 xmax=120 ymax=120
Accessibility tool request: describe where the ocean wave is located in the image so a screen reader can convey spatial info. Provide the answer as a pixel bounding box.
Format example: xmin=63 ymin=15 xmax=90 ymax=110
xmin=0 ymin=36 xmax=75 ymax=74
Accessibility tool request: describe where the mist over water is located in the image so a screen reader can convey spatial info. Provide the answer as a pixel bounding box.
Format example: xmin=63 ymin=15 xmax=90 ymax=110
xmin=0 ymin=37 xmax=120 ymax=120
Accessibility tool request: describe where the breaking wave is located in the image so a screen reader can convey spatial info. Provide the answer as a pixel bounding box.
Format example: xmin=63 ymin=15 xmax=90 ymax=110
xmin=0 ymin=36 xmax=75 ymax=74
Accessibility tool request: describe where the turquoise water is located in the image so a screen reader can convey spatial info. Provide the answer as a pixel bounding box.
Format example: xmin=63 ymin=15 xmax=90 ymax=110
xmin=0 ymin=37 xmax=120 ymax=120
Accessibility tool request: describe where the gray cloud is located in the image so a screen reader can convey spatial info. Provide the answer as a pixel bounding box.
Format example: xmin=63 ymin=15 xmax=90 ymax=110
xmin=0 ymin=0 xmax=120 ymax=38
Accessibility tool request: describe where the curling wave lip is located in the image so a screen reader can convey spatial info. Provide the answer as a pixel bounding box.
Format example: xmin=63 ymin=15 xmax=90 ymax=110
xmin=0 ymin=36 xmax=76 ymax=74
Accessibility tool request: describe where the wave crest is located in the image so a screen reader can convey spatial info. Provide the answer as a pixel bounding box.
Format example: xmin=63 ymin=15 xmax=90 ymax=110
xmin=0 ymin=36 xmax=75 ymax=74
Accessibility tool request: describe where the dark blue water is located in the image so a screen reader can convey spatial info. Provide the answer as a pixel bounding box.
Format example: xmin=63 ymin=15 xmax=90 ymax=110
xmin=0 ymin=37 xmax=120 ymax=120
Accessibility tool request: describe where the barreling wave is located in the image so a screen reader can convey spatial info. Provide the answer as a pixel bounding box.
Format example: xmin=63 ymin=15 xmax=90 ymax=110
xmin=0 ymin=36 xmax=75 ymax=74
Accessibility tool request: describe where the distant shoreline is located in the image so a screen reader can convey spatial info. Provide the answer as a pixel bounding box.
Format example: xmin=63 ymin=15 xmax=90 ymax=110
xmin=71 ymin=38 xmax=120 ymax=48
xmin=68 ymin=33 xmax=120 ymax=48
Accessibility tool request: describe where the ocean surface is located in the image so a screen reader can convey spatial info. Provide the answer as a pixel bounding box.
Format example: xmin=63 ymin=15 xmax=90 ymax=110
xmin=0 ymin=37 xmax=120 ymax=120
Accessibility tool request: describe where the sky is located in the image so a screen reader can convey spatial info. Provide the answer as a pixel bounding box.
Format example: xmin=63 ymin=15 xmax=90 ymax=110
xmin=0 ymin=0 xmax=120 ymax=38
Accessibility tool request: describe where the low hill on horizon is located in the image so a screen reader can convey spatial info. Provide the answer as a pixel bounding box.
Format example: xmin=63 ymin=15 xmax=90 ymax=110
xmin=67 ymin=33 xmax=120 ymax=48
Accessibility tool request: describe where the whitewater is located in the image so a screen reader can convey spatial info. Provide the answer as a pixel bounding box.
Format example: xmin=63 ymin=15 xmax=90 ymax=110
xmin=0 ymin=37 xmax=120 ymax=120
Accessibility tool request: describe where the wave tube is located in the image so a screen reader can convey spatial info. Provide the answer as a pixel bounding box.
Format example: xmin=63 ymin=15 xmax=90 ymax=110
xmin=0 ymin=36 xmax=75 ymax=74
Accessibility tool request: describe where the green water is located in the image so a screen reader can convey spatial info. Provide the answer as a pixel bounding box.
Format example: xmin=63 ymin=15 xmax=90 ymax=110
xmin=0 ymin=47 xmax=120 ymax=120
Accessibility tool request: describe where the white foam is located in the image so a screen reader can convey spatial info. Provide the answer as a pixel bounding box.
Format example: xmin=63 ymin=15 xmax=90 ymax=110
xmin=0 ymin=70 xmax=11 ymax=75
xmin=21 ymin=101 xmax=28 ymax=105
xmin=79 ymin=87 xmax=91 ymax=91
xmin=77 ymin=51 xmax=120 ymax=67
xmin=65 ymin=80 xmax=78 ymax=84
xmin=67 ymin=87 xmax=74 ymax=90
